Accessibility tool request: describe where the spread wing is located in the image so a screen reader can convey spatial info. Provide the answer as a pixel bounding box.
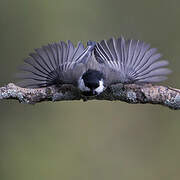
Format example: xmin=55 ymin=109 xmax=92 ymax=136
xmin=16 ymin=40 xmax=94 ymax=88
xmin=94 ymin=37 xmax=171 ymax=86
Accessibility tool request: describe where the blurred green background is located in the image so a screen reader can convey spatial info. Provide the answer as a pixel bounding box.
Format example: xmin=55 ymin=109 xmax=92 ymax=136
xmin=0 ymin=0 xmax=180 ymax=179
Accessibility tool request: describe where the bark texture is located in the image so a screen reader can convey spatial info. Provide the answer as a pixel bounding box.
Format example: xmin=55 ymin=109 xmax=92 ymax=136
xmin=0 ymin=83 xmax=180 ymax=110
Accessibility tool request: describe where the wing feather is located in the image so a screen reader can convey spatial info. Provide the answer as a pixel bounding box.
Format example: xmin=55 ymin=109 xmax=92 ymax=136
xmin=94 ymin=37 xmax=171 ymax=85
xmin=17 ymin=40 xmax=95 ymax=88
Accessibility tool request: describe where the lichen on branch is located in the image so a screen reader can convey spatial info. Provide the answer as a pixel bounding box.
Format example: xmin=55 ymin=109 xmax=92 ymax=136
xmin=0 ymin=83 xmax=180 ymax=110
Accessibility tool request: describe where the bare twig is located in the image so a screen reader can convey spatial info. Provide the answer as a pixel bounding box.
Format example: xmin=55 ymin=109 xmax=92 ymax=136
xmin=0 ymin=83 xmax=180 ymax=109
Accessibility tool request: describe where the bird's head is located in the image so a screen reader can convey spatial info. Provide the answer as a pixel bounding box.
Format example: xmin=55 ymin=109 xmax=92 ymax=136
xmin=78 ymin=69 xmax=105 ymax=96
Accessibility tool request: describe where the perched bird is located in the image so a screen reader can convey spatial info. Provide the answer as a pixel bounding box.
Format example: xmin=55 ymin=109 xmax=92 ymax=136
xmin=17 ymin=37 xmax=171 ymax=96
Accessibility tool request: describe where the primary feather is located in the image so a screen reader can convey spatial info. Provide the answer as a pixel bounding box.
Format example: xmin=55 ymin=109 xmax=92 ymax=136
xmin=16 ymin=40 xmax=94 ymax=88
xmin=94 ymin=37 xmax=171 ymax=85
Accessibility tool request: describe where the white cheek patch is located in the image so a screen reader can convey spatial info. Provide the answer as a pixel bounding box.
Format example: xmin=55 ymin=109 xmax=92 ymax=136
xmin=95 ymin=80 xmax=105 ymax=94
xmin=78 ymin=77 xmax=90 ymax=92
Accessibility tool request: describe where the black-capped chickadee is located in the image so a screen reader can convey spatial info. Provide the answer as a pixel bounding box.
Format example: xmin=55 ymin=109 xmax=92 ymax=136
xmin=16 ymin=37 xmax=171 ymax=96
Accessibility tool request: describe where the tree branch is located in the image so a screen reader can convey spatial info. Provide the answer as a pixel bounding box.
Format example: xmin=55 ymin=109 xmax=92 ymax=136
xmin=0 ymin=83 xmax=180 ymax=109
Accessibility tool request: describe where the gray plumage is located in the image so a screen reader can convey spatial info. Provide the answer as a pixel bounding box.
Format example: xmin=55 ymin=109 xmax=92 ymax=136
xmin=16 ymin=40 xmax=95 ymax=88
xmin=94 ymin=37 xmax=171 ymax=86
xmin=16 ymin=37 xmax=171 ymax=96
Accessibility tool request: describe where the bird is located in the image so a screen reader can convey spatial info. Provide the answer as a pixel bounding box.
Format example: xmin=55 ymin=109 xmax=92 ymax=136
xmin=16 ymin=37 xmax=171 ymax=96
